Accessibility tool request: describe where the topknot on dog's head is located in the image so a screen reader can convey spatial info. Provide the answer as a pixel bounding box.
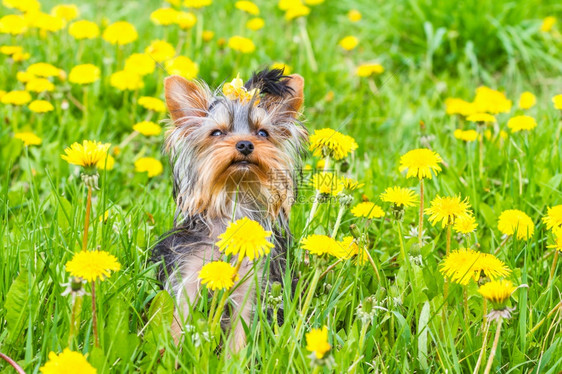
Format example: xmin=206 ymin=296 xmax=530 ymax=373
xmin=244 ymin=68 xmax=294 ymax=97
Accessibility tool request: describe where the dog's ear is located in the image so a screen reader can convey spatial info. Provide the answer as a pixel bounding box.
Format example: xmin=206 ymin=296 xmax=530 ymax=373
xmin=281 ymin=74 xmax=304 ymax=114
xmin=164 ymin=75 xmax=209 ymax=125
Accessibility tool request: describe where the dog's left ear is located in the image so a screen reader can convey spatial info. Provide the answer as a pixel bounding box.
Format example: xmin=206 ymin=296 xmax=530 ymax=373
xmin=281 ymin=74 xmax=304 ymax=115
xmin=164 ymin=75 xmax=210 ymax=125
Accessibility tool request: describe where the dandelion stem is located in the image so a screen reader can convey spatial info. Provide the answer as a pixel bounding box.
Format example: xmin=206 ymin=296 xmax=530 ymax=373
xmin=331 ymin=204 xmax=346 ymax=238
xmin=473 ymin=320 xmax=490 ymax=374
xmin=68 ymin=293 xmax=84 ymax=348
xmin=463 ymin=286 xmax=469 ymax=320
xmin=82 ymin=86 xmax=88 ymax=129
xmin=351 ymin=321 xmax=370 ymax=374
xmin=91 ymin=281 xmax=100 ymax=347
xmin=363 ymin=247 xmax=381 ymax=282
xmin=418 ymin=179 xmax=424 ymax=248
xmin=319 ymin=258 xmax=343 ymax=281
xmin=548 ymin=250 xmax=559 ymax=286
xmin=0 ymin=353 xmax=25 ymax=374
xmin=82 ymin=186 xmax=92 ymax=252
xmin=483 ymin=319 xmax=503 ymax=374
xmin=443 ymin=225 xmax=452 ymax=323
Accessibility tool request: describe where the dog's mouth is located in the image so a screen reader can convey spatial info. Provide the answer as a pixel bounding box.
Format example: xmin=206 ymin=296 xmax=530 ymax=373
xmin=230 ymin=159 xmax=257 ymax=167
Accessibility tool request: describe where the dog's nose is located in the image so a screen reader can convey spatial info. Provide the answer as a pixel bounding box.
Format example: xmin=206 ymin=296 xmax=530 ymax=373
xmin=236 ymin=140 xmax=254 ymax=156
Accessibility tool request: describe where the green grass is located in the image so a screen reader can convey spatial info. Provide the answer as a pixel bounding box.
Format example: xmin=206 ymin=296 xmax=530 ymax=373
xmin=1 ymin=0 xmax=562 ymax=372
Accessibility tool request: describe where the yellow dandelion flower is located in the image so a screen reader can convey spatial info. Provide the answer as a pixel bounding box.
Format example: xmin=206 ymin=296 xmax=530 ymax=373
xmin=279 ymin=0 xmax=302 ymax=11
xmin=380 ymin=186 xmax=418 ymax=208
xmin=445 ymin=98 xmax=476 ymax=116
xmin=246 ymin=17 xmax=265 ymax=31
xmin=356 ymin=63 xmax=384 ymax=77
xmin=306 ymin=326 xmax=331 ymax=359
xmin=301 ymin=234 xmax=338 ymax=257
xmin=236 ymin=1 xmax=260 ymax=15
xmin=542 ymin=205 xmax=562 ymax=231
xmin=184 ymin=0 xmax=212 ymax=8
xmin=507 ymin=115 xmax=537 ymax=133
xmin=340 ymin=176 xmax=364 ymax=191
xmin=351 ymin=202 xmax=385 ymax=219
xmin=478 ymin=280 xmax=517 ymax=309
xmin=425 ymin=195 xmax=471 ymax=227
xmin=518 ymin=91 xmax=536 ymax=109
xmin=124 ymin=53 xmax=156 ymax=76
xmin=32 ymin=12 xmax=65 ymax=33
xmin=540 ymin=16 xmax=556 ymax=32
xmin=284 ymin=3 xmax=310 ymax=20
xmin=310 ymin=172 xmax=344 ymax=196
xmin=440 ymin=249 xmax=511 ymax=286
xmin=28 ymin=100 xmax=54 ymax=113
xmin=0 ymin=15 xmax=28 ymax=35
xmin=0 ymin=45 xmax=23 ymax=55
xmin=102 ymin=21 xmax=138 ymax=45
xmin=228 ymin=35 xmax=256 ymax=53
xmin=308 ymin=128 xmax=358 ymax=160
xmin=138 ymin=96 xmax=166 ymax=112
xmin=39 ymin=349 xmax=96 ymax=374
xmin=134 ymin=157 xmax=163 ymax=177
xmin=466 ymin=113 xmax=496 ymax=123
xmin=3 ymin=0 xmax=40 ymax=13
xmin=216 ymin=217 xmax=274 ymax=260
xmin=202 ymin=30 xmax=214 ymax=42
xmin=399 ymin=148 xmax=443 ymax=179
xmin=165 ymin=56 xmax=199 ymax=80
xmin=497 ymin=209 xmax=534 ymax=240
xmin=12 ymin=51 xmax=30 ymax=61
xmin=199 ymin=261 xmax=239 ymax=290
xmin=65 ymin=250 xmax=121 ymax=282
xmin=304 ymin=0 xmax=324 ymax=5
xmin=61 ymin=140 xmax=111 ymax=168
xmin=51 ymin=4 xmax=80 ymax=22
xmin=334 ymin=236 xmax=366 ymax=262
xmin=1 ymin=90 xmax=32 ymax=105
xmin=271 ymin=62 xmax=291 ymax=75
xmin=69 ymin=64 xmax=100 ymax=85
xmin=453 ymin=214 xmax=478 ymax=234
xmin=150 ymin=7 xmax=179 ymax=26
xmin=547 ymin=227 xmax=562 ymax=252
xmin=26 ymin=78 xmax=55 ymax=93
xmin=145 ymin=40 xmax=175 ymax=62
xmin=27 ymin=63 xmax=60 ymax=78
xmin=339 ymin=35 xmax=359 ymax=51
xmin=110 ymin=70 xmax=144 ymax=91
xmin=347 ymin=9 xmax=361 ymax=22
xmin=553 ymin=94 xmax=562 ymax=110
xmin=454 ymin=129 xmax=478 ymax=142
xmin=473 ymin=86 xmax=512 ymax=114
xmin=14 ymin=131 xmax=42 ymax=146
xmin=68 ymin=20 xmax=100 ymax=39
xmin=96 ymin=154 xmax=115 ymax=170
xmin=176 ymin=11 xmax=197 ymax=30
xmin=133 ymin=121 xmax=162 ymax=136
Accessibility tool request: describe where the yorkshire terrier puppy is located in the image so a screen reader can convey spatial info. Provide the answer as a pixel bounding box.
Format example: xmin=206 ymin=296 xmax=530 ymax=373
xmin=154 ymin=69 xmax=307 ymax=351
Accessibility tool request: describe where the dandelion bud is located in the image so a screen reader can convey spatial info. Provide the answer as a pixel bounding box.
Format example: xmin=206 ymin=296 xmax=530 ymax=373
xmin=339 ymin=161 xmax=350 ymax=173
xmin=391 ymin=204 xmax=405 ymax=221
xmin=271 ymin=281 xmax=282 ymax=298
xmin=349 ymin=224 xmax=361 ymax=238
xmin=196 ymin=318 xmax=208 ymax=332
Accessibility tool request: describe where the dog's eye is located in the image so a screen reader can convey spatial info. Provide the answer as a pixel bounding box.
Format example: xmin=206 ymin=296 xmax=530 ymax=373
xmin=257 ymin=129 xmax=269 ymax=137
xmin=210 ymin=130 xmax=223 ymax=137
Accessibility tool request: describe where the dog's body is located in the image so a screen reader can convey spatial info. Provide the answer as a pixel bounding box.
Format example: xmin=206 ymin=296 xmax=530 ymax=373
xmin=153 ymin=69 xmax=307 ymax=350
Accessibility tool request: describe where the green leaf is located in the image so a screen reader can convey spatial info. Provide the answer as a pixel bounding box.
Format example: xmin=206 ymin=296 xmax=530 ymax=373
xmin=479 ymin=203 xmax=496 ymax=229
xmin=144 ymin=290 xmax=174 ymax=352
xmin=5 ymin=270 xmax=33 ymax=345
xmin=417 ymin=301 xmax=430 ymax=369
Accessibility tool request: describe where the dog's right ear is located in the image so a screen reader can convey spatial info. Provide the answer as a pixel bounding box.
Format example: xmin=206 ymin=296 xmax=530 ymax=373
xmin=164 ymin=75 xmax=209 ymax=125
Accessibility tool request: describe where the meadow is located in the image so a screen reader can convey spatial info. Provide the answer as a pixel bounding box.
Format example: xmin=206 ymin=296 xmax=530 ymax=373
xmin=1 ymin=0 xmax=562 ymax=372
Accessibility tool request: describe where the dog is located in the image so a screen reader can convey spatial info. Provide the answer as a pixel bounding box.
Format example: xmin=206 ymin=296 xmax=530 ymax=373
xmin=153 ymin=68 xmax=307 ymax=351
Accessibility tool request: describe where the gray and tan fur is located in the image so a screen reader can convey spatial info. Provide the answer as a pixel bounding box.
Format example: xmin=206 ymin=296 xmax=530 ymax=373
xmin=153 ymin=69 xmax=307 ymax=351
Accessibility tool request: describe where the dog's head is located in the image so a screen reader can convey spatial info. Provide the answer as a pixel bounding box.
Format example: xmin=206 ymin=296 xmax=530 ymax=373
xmin=164 ymin=68 xmax=308 ymax=221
